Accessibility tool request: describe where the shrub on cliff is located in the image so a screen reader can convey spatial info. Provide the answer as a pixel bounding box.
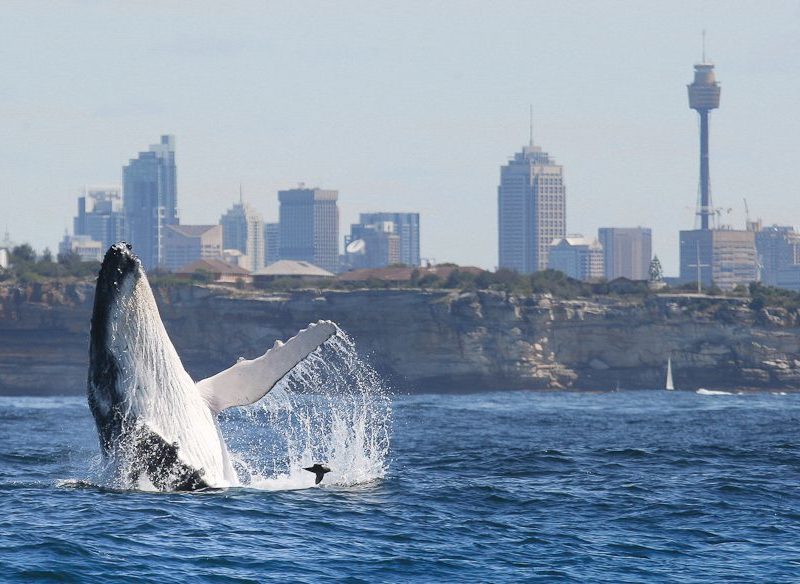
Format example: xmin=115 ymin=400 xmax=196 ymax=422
xmin=11 ymin=245 xmax=36 ymax=264
xmin=6 ymin=245 xmax=98 ymax=281
xmin=748 ymin=282 xmax=800 ymax=313
xmin=445 ymin=269 xmax=478 ymax=291
xmin=530 ymin=270 xmax=590 ymax=298
xmin=598 ymin=277 xmax=651 ymax=297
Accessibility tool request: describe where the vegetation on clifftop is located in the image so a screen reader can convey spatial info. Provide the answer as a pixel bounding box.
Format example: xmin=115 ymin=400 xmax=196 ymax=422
xmin=0 ymin=244 xmax=100 ymax=283
xmin=3 ymin=242 xmax=800 ymax=312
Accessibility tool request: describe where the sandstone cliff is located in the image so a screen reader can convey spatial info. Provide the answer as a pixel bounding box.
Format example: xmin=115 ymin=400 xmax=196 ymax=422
xmin=1 ymin=282 xmax=799 ymax=395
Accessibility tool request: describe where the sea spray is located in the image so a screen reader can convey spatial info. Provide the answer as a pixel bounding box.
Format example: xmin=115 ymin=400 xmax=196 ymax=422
xmin=220 ymin=328 xmax=392 ymax=489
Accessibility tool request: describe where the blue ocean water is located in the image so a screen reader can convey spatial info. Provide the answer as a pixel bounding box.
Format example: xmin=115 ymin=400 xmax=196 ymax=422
xmin=1 ymin=390 xmax=800 ymax=582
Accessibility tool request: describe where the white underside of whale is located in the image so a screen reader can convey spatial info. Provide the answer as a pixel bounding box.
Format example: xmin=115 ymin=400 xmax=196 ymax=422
xmin=107 ymin=274 xmax=336 ymax=488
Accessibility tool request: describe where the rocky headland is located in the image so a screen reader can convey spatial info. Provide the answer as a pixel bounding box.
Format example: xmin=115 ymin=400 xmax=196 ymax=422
xmin=1 ymin=281 xmax=799 ymax=395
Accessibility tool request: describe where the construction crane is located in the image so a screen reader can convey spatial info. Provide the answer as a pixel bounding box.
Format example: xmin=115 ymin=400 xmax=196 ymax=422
xmin=743 ymin=198 xmax=760 ymax=231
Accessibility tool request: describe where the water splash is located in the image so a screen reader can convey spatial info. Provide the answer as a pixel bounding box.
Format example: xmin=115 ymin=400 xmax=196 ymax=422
xmin=219 ymin=328 xmax=392 ymax=490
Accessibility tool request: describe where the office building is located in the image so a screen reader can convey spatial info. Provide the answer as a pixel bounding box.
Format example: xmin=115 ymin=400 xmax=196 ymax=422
xmin=163 ymin=225 xmax=223 ymax=271
xmin=598 ymin=227 xmax=652 ymax=281
xmin=219 ymin=200 xmax=264 ymax=273
xmin=679 ymin=229 xmax=758 ymax=290
xmin=123 ymin=135 xmax=178 ymax=268
xmin=498 ymin=137 xmax=566 ymax=273
xmin=755 ymin=226 xmax=800 ymax=287
xmin=345 ymin=221 xmax=401 ymax=270
xmin=58 ymin=234 xmax=103 ymax=262
xmin=547 ymin=236 xmax=604 ymax=281
xmin=73 ymin=186 xmax=124 ymax=251
xmin=278 ymin=186 xmax=339 ymax=273
xmin=355 ymin=212 xmax=420 ymax=266
xmin=776 ymin=268 xmax=800 ymax=292
xmin=264 ymin=222 xmax=280 ymax=266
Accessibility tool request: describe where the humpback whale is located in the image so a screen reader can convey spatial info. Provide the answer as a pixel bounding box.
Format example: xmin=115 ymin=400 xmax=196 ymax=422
xmin=88 ymin=242 xmax=336 ymax=491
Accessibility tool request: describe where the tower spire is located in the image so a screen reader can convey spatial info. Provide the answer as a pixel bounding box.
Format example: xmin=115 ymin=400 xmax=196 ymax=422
xmin=687 ymin=40 xmax=720 ymax=230
xmin=529 ymin=104 xmax=534 ymax=147
xmin=239 ymin=183 xmax=243 ymax=205
xmin=702 ymin=29 xmax=707 ymax=63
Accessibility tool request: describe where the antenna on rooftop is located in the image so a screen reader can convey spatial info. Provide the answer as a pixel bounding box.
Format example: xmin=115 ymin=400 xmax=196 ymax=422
xmin=702 ymin=29 xmax=707 ymax=63
xmin=529 ymin=104 xmax=534 ymax=147
xmin=239 ymin=183 xmax=243 ymax=205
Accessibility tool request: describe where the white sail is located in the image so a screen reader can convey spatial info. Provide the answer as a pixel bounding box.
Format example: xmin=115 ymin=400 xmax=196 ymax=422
xmin=665 ymin=357 xmax=674 ymax=391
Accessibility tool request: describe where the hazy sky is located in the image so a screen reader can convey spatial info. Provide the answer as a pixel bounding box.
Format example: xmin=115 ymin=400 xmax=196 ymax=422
xmin=1 ymin=1 xmax=798 ymax=273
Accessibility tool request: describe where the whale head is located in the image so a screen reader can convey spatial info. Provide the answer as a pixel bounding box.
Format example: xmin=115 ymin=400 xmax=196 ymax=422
xmin=95 ymin=241 xmax=141 ymax=298
xmin=89 ymin=243 xmax=144 ymax=448
xmin=90 ymin=241 xmax=145 ymax=355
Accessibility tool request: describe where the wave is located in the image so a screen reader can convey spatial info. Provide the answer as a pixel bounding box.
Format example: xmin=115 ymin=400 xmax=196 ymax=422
xmin=696 ymin=388 xmax=733 ymax=396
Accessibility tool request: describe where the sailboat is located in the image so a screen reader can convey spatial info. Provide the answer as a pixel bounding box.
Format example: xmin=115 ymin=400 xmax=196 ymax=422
xmin=665 ymin=357 xmax=674 ymax=391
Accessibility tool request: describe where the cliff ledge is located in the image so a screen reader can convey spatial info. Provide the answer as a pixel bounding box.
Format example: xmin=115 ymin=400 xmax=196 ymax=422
xmin=1 ymin=282 xmax=799 ymax=395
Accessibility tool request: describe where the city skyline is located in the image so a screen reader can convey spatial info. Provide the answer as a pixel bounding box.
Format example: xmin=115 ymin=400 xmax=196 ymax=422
xmin=1 ymin=2 xmax=798 ymax=273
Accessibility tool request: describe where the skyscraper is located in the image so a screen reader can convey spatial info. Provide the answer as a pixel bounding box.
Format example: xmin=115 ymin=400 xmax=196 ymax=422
xmin=264 ymin=222 xmax=280 ymax=266
xmin=498 ymin=138 xmax=566 ymax=273
xmin=356 ymin=212 xmax=420 ymax=266
xmin=219 ymin=199 xmax=264 ymax=273
xmin=278 ymin=186 xmax=339 ymax=273
xmin=598 ymin=227 xmax=652 ymax=281
xmin=122 ymin=135 xmax=178 ymax=268
xmin=73 ymin=186 xmax=125 ymax=251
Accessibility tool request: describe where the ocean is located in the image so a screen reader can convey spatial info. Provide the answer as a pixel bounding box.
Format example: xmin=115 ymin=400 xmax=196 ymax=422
xmin=1 ymin=389 xmax=800 ymax=582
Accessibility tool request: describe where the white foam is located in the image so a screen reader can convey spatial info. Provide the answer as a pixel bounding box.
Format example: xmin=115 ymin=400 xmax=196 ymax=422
xmin=696 ymin=388 xmax=733 ymax=396
xmin=223 ymin=330 xmax=392 ymax=491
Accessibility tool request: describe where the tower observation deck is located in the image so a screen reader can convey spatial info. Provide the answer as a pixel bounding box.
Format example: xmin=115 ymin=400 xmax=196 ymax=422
xmin=687 ymin=61 xmax=721 ymax=230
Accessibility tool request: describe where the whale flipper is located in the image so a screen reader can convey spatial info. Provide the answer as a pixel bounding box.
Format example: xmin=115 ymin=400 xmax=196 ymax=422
xmin=197 ymin=321 xmax=338 ymax=414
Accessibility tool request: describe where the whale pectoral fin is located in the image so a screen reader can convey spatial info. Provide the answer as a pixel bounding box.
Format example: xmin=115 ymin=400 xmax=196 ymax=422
xmin=196 ymin=320 xmax=338 ymax=414
xmin=133 ymin=429 xmax=209 ymax=492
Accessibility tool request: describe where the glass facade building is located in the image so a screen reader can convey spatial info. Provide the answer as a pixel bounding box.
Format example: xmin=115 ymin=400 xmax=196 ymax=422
xmin=278 ymin=187 xmax=339 ymax=273
xmin=355 ymin=212 xmax=420 ymax=267
xmin=264 ymin=222 xmax=280 ymax=267
xmin=122 ymin=135 xmax=178 ymax=268
xmin=73 ymin=186 xmax=125 ymax=252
